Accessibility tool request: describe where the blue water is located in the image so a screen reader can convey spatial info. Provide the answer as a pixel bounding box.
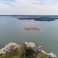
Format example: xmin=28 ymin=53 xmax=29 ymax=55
xmin=0 ymin=16 xmax=58 ymax=56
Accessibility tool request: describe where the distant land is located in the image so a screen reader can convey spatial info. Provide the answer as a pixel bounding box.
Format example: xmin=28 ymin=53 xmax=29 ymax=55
xmin=12 ymin=15 xmax=58 ymax=21
xmin=0 ymin=15 xmax=58 ymax=21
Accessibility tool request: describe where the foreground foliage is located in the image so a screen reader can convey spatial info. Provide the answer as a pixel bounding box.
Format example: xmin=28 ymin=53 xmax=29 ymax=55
xmin=0 ymin=42 xmax=56 ymax=58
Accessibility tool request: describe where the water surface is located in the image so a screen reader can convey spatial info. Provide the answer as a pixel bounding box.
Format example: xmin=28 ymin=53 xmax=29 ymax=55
xmin=0 ymin=16 xmax=58 ymax=56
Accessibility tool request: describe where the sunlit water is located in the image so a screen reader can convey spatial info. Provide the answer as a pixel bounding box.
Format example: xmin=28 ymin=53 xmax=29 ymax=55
xmin=0 ymin=16 xmax=58 ymax=56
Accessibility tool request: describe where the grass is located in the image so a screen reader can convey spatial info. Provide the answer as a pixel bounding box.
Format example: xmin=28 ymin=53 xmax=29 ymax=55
xmin=36 ymin=50 xmax=47 ymax=58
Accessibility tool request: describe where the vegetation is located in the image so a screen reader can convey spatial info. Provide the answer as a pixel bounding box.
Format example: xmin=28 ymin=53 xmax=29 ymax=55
xmin=0 ymin=47 xmax=47 ymax=58
xmin=24 ymin=47 xmax=35 ymax=58
xmin=0 ymin=42 xmax=56 ymax=58
xmin=36 ymin=50 xmax=47 ymax=58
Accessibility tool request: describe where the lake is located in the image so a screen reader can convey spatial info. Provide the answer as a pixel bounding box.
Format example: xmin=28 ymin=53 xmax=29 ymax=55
xmin=0 ymin=16 xmax=58 ymax=56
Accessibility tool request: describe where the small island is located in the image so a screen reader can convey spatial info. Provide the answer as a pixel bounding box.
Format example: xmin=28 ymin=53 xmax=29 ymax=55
xmin=0 ymin=42 xmax=57 ymax=58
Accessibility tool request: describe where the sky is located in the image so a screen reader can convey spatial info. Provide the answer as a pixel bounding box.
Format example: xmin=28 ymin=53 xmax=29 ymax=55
xmin=0 ymin=0 xmax=58 ymax=15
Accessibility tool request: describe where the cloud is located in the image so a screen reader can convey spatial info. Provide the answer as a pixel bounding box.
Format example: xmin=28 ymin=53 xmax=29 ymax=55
xmin=0 ymin=0 xmax=58 ymax=15
xmin=0 ymin=3 xmax=12 ymax=9
xmin=0 ymin=0 xmax=16 ymax=8
xmin=0 ymin=0 xmax=15 ymax=2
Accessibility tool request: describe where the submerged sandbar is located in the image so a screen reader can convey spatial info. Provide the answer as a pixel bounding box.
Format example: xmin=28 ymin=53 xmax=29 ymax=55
xmin=24 ymin=28 xmax=39 ymax=31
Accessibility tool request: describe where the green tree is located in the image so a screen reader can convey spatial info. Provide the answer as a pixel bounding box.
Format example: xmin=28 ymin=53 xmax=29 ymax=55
xmin=25 ymin=47 xmax=35 ymax=58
